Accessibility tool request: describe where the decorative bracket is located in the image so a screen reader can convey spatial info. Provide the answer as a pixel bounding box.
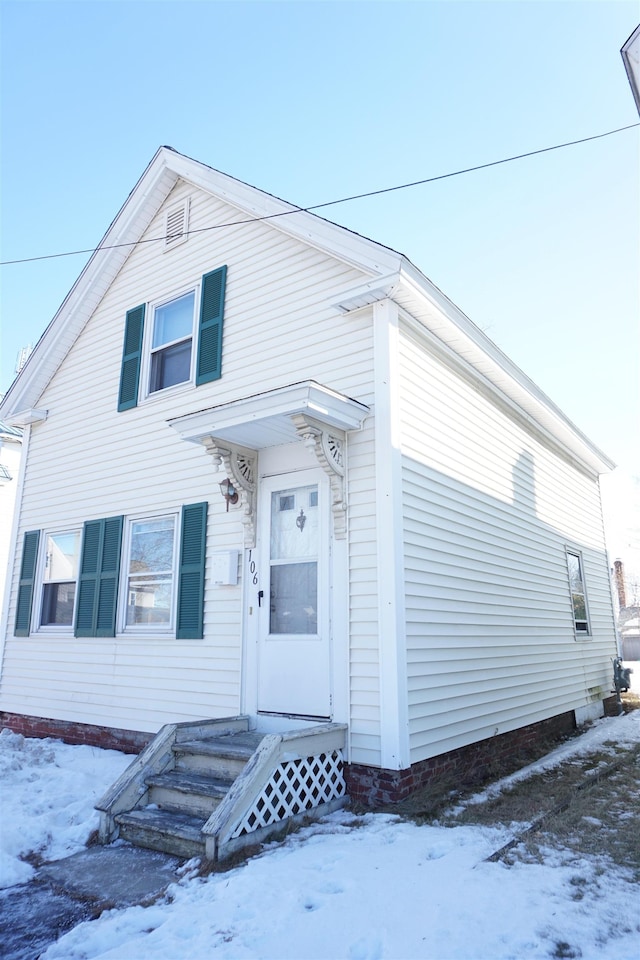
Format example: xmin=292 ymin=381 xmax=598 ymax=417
xmin=291 ymin=414 xmax=347 ymax=538
xmin=201 ymin=437 xmax=258 ymax=547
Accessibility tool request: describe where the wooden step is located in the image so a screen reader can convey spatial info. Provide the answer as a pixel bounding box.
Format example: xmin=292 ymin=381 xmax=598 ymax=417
xmin=173 ymin=732 xmax=264 ymax=778
xmin=146 ymin=770 xmax=232 ymax=818
xmin=116 ymin=808 xmax=206 ymax=859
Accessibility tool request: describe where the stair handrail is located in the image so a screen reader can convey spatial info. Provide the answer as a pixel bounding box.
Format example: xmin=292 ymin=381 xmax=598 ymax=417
xmin=202 ymin=722 xmax=347 ymax=860
xmin=95 ymin=715 xmax=250 ymax=844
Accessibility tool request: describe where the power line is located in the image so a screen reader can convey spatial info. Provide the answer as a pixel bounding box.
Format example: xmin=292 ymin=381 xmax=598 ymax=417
xmin=1 ymin=122 xmax=638 ymax=267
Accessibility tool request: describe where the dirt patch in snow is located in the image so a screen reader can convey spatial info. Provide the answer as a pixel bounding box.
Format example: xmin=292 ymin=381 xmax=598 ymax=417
xmin=395 ymin=693 xmax=640 ymax=877
xmin=451 ymin=741 xmax=640 ymax=875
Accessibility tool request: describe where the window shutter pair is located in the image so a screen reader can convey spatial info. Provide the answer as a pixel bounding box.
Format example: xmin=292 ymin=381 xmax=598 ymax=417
xmin=117 ymin=266 xmax=227 ymax=410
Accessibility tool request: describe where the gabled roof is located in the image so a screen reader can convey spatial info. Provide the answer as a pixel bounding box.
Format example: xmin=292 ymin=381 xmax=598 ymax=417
xmin=0 ymin=147 xmax=614 ymax=475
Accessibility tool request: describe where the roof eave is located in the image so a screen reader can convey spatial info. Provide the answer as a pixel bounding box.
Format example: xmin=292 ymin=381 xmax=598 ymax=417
xmin=0 ymin=148 xmax=181 ymax=417
xmin=395 ymin=261 xmax=615 ymax=476
xmin=0 ymin=147 xmax=402 ymax=420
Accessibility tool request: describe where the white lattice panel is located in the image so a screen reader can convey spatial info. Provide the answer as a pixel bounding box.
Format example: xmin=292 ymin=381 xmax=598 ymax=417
xmin=231 ymin=751 xmax=346 ymax=838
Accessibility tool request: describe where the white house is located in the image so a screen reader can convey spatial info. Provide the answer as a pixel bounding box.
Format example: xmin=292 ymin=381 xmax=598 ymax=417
xmin=0 ymin=148 xmax=618 ymax=839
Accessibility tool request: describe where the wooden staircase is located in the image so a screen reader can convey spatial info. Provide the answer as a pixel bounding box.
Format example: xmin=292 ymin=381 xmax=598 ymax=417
xmin=114 ymin=731 xmax=263 ymax=859
xmin=96 ymin=718 xmax=347 ymax=861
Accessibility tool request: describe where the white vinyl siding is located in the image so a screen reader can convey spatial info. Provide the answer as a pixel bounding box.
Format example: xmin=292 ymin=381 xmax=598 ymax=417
xmin=398 ymin=321 xmax=617 ymax=764
xmin=1 ymin=180 xmax=376 ymax=735
xmin=346 ymin=417 xmax=382 ymax=766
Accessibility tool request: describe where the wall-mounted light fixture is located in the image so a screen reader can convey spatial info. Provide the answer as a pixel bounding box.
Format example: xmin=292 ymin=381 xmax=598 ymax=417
xmin=219 ymin=477 xmax=239 ymax=511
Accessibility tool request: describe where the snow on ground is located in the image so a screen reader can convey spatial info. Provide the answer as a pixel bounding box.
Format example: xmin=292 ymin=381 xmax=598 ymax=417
xmin=0 ymin=729 xmax=130 ymax=888
xmin=1 ymin=704 xmax=639 ymax=960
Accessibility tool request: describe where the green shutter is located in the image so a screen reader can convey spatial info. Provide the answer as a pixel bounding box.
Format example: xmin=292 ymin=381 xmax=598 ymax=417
xmin=15 ymin=530 xmax=40 ymax=636
xmin=176 ymin=502 xmax=208 ymax=639
xmin=95 ymin=516 xmax=124 ymax=636
xmin=75 ymin=516 xmax=123 ymax=637
xmin=118 ymin=304 xmax=145 ymax=411
xmin=196 ymin=267 xmax=226 ymax=385
xmin=75 ymin=521 xmax=100 ymax=635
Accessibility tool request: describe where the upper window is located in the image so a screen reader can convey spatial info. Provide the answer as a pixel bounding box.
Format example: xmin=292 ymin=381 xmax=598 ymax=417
xmin=566 ymin=549 xmax=590 ymax=636
xmin=149 ymin=291 xmax=196 ymax=394
xmin=40 ymin=530 xmax=81 ymax=627
xmin=117 ymin=265 xmax=227 ymax=412
xmin=123 ymin=514 xmax=178 ymax=630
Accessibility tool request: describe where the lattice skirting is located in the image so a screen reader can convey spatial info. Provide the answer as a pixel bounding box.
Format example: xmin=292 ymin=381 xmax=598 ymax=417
xmin=231 ymin=750 xmax=346 ymax=839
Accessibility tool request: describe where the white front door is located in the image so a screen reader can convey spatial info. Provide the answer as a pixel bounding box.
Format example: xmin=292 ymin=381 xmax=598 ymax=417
xmin=257 ymin=470 xmax=331 ymax=719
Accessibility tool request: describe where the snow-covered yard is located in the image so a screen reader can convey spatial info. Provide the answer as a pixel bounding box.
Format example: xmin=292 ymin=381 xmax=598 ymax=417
xmin=1 ymin=705 xmax=639 ymax=960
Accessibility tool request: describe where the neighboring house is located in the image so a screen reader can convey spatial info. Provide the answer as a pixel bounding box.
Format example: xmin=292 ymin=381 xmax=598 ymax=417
xmin=0 ymin=421 xmax=23 ymax=637
xmin=620 ymin=612 xmax=640 ymax=661
xmin=0 ymin=147 xmax=618 ymax=806
xmin=612 ymin=559 xmax=640 ymax=660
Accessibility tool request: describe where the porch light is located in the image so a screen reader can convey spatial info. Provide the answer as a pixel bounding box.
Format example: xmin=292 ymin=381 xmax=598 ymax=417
xmin=219 ymin=477 xmax=239 ymax=511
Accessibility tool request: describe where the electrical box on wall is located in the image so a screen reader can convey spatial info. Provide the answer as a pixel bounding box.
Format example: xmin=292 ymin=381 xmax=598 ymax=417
xmin=210 ymin=551 xmax=239 ymax=586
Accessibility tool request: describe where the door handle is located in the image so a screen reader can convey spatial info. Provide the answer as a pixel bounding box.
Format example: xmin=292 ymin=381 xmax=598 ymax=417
xmin=258 ymin=590 xmax=264 ymax=607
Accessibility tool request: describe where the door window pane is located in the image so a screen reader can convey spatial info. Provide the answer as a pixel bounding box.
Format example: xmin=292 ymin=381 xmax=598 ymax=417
xmin=270 ymin=562 xmax=317 ymax=634
xmin=270 ymin=485 xmax=318 ymax=561
xmin=269 ymin=485 xmax=319 ymax=635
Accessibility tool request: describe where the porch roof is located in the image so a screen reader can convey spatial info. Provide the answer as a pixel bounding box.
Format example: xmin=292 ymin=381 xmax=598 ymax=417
xmin=167 ymin=381 xmax=370 ymax=450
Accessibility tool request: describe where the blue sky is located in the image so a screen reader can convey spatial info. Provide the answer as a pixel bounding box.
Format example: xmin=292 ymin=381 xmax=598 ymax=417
xmin=1 ymin=0 xmax=638 ymax=490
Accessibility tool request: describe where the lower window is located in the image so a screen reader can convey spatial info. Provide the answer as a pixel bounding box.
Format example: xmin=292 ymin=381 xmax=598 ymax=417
xmin=40 ymin=530 xmax=81 ymax=627
xmin=566 ymin=549 xmax=590 ymax=635
xmin=124 ymin=515 xmax=178 ymax=630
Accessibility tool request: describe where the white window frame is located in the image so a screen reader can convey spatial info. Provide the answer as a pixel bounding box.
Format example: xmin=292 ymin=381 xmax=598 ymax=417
xmin=565 ymin=547 xmax=591 ymax=638
xmin=141 ymin=282 xmax=200 ymax=401
xmin=118 ymin=511 xmax=180 ymax=635
xmin=35 ymin=527 xmax=82 ymax=632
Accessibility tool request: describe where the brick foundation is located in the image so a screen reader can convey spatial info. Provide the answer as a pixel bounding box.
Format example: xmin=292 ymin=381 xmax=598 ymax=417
xmin=345 ymin=710 xmax=577 ymax=806
xmin=2 ymin=707 xmax=583 ymax=805
xmin=0 ymin=712 xmax=152 ymax=754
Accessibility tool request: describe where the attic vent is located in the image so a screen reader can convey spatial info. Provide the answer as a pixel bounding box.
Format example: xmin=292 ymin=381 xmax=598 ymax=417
xmin=164 ymin=199 xmax=190 ymax=249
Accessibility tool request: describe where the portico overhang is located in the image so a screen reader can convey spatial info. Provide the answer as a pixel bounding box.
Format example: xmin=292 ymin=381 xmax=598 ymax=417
xmin=168 ymin=381 xmax=370 ymax=544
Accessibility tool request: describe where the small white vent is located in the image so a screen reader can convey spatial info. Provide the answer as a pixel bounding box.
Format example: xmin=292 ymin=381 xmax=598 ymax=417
xmin=164 ymin=199 xmax=189 ymax=249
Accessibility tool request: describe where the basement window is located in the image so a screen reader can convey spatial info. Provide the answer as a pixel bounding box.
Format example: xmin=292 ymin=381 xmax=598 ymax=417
xmin=566 ymin=549 xmax=590 ymax=636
